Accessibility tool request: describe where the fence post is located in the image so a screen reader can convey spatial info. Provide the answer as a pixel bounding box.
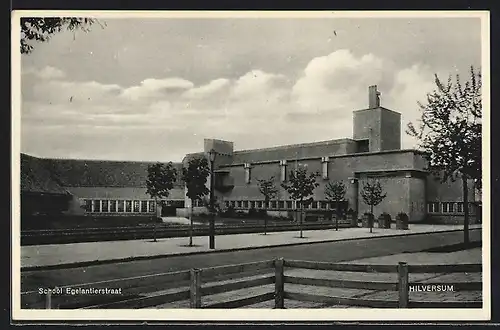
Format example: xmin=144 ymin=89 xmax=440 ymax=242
xmin=274 ymin=258 xmax=285 ymax=309
xmin=190 ymin=268 xmax=202 ymax=308
xmin=45 ymin=290 xmax=52 ymax=309
xmin=398 ymin=262 xmax=409 ymax=308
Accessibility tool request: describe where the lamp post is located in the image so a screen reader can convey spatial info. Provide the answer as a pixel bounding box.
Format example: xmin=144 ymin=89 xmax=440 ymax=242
xmin=208 ymin=148 xmax=217 ymax=249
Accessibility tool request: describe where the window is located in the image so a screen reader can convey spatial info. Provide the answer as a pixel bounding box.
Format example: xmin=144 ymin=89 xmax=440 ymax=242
xmin=117 ymin=200 xmax=125 ymax=212
xmin=243 ymin=200 xmax=249 ymax=208
xmin=286 ymin=201 xmax=293 ymax=209
xmin=133 ymin=201 xmax=140 ymax=212
xmin=271 ymin=201 xmax=277 ymax=209
xmin=329 ymin=201 xmax=336 ymax=209
xmin=280 ymin=160 xmax=287 ymax=182
xmin=110 ymin=200 xmax=117 ymax=213
xmin=427 ymin=202 xmax=439 ymax=213
xmin=321 ymin=157 xmax=329 ymax=179
xmin=149 ymin=200 xmax=156 ymax=213
xmin=244 ymin=163 xmax=251 ymax=184
xmin=250 ymin=201 xmax=255 ymax=209
xmin=230 ymin=201 xmax=236 ymax=208
xmin=141 ymin=201 xmax=148 ymax=213
xmin=312 ymin=201 xmax=318 ymax=209
xmin=102 ymin=200 xmax=109 ymax=212
xmin=456 ymin=202 xmax=464 ymax=213
xmin=125 ymin=200 xmax=132 ymax=212
xmin=93 ymin=200 xmax=101 ymax=213
xmin=237 ymin=201 xmax=242 ymax=208
xmin=320 ymin=201 xmax=327 ymax=209
xmin=468 ymin=202 xmax=474 ymax=213
xmin=257 ymin=201 xmax=263 ymax=208
xmin=278 ymin=201 xmax=284 ymax=209
xmin=442 ymin=202 xmax=454 ymax=213
xmin=356 ymin=139 xmax=369 ymax=153
xmin=225 ymin=201 xmax=230 ymax=207
xmin=84 ymin=199 xmax=92 ymax=212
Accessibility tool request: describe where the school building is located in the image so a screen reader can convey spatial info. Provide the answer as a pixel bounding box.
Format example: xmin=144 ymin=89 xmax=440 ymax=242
xmin=20 ymin=86 xmax=481 ymax=224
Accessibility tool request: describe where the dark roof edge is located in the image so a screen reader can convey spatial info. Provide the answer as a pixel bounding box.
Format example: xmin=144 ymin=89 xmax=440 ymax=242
xmin=219 ymin=149 xmax=427 ymax=167
xmin=233 ymin=138 xmax=356 ymax=155
xmin=353 ymin=106 xmax=401 ymax=115
xmin=20 ymin=153 xmax=181 ymax=165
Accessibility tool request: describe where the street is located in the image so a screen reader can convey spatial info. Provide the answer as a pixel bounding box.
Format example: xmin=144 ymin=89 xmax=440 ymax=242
xmin=21 ymin=229 xmax=481 ymax=300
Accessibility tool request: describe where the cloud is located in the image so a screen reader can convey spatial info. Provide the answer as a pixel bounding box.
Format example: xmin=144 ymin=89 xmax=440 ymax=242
xmin=384 ymin=64 xmax=436 ymax=148
xmin=292 ymin=49 xmax=386 ymax=115
xmin=21 ymin=50 xmax=439 ymax=161
xmin=121 ymin=78 xmax=194 ymax=101
xmin=181 ymin=78 xmax=230 ymax=100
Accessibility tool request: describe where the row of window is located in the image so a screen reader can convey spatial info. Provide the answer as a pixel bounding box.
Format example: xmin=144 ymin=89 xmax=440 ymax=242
xmin=242 ymin=157 xmax=331 ymax=184
xmin=82 ymin=199 xmax=474 ymax=214
xmin=82 ymin=199 xmax=157 ymax=213
xmin=222 ymin=200 xmax=346 ymax=210
xmin=427 ymin=202 xmax=474 ymax=214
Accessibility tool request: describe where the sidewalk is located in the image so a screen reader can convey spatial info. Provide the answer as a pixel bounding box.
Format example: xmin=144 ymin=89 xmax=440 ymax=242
xmin=21 ymin=224 xmax=482 ymax=269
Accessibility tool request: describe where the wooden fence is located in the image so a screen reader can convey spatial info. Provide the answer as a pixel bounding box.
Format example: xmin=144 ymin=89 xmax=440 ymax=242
xmin=35 ymin=259 xmax=481 ymax=309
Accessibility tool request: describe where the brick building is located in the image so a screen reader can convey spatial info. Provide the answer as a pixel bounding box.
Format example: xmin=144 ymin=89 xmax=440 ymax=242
xmin=20 ymin=86 xmax=480 ymax=224
xmin=182 ymin=86 xmax=480 ymax=224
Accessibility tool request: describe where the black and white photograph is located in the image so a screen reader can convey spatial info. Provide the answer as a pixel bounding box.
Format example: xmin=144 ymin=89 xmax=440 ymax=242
xmin=12 ymin=11 xmax=489 ymax=321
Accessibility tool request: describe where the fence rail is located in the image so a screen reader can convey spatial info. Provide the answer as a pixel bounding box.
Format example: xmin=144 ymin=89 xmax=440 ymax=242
xmin=32 ymin=258 xmax=482 ymax=310
xmin=21 ymin=221 xmax=352 ymax=246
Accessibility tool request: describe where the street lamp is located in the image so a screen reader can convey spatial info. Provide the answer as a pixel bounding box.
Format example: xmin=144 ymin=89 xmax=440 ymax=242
xmin=208 ymin=148 xmax=217 ymax=249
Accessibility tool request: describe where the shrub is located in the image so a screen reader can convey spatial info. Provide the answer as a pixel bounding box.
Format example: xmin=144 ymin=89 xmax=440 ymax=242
xmin=257 ymin=209 xmax=268 ymax=218
xmin=396 ymin=212 xmax=409 ymax=229
xmin=378 ymin=212 xmax=391 ymax=228
xmin=219 ymin=205 xmax=236 ymax=218
xmin=397 ymin=212 xmax=409 ymax=219
xmin=248 ymin=207 xmax=258 ymax=218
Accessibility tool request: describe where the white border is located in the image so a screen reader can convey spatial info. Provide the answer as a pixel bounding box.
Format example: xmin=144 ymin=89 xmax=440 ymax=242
xmin=11 ymin=10 xmax=491 ymax=322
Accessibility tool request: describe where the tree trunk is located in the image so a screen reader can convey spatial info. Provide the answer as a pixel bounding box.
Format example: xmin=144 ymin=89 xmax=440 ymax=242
xmin=264 ymin=199 xmax=268 ymax=235
xmin=299 ymin=200 xmax=303 ymax=238
xmin=153 ymin=197 xmax=158 ymax=242
xmin=462 ymin=175 xmax=470 ymax=246
xmin=335 ymin=202 xmax=339 ymax=231
xmin=189 ymin=199 xmax=194 ymax=246
xmin=370 ymin=205 xmax=373 ymax=233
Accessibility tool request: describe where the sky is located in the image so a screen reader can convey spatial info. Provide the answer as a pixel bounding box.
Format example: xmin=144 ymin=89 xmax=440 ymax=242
xmin=18 ymin=14 xmax=483 ymax=162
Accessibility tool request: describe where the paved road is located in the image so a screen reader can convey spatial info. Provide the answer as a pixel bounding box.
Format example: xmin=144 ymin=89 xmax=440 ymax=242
xmin=21 ymin=228 xmax=481 ymax=298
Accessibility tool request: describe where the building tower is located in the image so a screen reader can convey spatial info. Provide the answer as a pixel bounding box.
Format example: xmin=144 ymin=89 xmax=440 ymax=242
xmin=353 ymin=85 xmax=402 ymax=152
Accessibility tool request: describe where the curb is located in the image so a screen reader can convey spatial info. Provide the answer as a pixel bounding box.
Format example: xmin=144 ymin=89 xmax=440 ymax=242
xmin=21 ymin=227 xmax=481 ymax=272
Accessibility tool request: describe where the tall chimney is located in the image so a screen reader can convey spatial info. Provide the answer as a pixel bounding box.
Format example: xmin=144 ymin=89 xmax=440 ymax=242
xmin=368 ymin=85 xmax=381 ymax=109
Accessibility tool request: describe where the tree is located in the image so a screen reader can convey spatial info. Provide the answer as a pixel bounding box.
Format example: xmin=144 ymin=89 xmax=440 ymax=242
xmin=324 ymin=181 xmax=346 ymax=231
xmin=182 ymin=157 xmax=210 ymax=247
xmin=407 ymin=66 xmax=481 ymax=245
xmin=281 ymin=167 xmax=320 ymax=238
xmin=146 ymin=162 xmax=178 ymax=242
xmin=257 ymin=176 xmax=278 ymax=235
xmin=360 ymin=179 xmax=387 ymax=233
xmin=20 ymin=17 xmax=105 ymax=54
